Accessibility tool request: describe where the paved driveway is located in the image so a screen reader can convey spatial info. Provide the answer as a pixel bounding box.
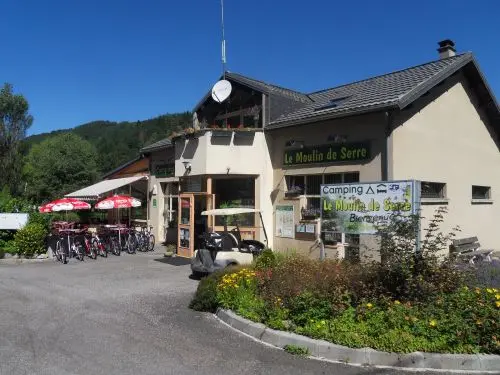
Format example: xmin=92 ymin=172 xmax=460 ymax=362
xmin=0 ymin=253 xmax=458 ymax=375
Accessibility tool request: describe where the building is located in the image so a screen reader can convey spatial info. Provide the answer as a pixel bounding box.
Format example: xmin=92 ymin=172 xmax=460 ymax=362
xmin=174 ymin=40 xmax=500 ymax=258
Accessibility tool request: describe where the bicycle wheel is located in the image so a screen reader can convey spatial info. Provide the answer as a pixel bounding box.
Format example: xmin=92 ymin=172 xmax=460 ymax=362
xmin=111 ymin=237 xmax=121 ymax=256
xmin=148 ymin=233 xmax=155 ymax=251
xmin=94 ymin=238 xmax=107 ymax=258
xmin=138 ymin=233 xmax=147 ymax=252
xmin=60 ymin=243 xmax=67 ymax=264
xmin=75 ymin=242 xmax=85 ymax=261
xmin=89 ymin=240 xmax=97 ymax=260
xmin=126 ymin=235 xmax=136 ymax=254
xmin=55 ymin=240 xmax=64 ymax=263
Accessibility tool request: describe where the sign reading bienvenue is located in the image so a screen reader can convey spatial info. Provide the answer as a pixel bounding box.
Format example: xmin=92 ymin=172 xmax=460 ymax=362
xmin=284 ymin=142 xmax=370 ymax=166
xmin=320 ymin=180 xmax=419 ymax=234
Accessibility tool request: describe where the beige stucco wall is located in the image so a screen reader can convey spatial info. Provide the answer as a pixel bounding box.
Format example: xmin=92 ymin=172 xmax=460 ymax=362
xmin=269 ymin=113 xmax=387 ymax=255
xmin=174 ymin=131 xmax=274 ymax=248
xmin=391 ymin=72 xmax=500 ymax=249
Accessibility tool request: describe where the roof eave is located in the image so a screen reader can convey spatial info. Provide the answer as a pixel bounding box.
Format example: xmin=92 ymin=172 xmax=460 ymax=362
xmin=102 ymin=156 xmax=143 ymax=179
xmin=192 ymin=73 xmax=269 ymax=114
xmin=265 ymin=102 xmax=399 ymax=131
xmin=140 ymin=143 xmax=173 ymax=154
xmin=397 ymin=53 xmax=473 ymax=109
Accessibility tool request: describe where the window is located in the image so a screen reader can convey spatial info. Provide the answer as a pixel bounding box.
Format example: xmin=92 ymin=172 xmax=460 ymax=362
xmin=163 ymin=183 xmax=178 ymax=227
xmin=420 ymin=181 xmax=446 ymax=199
xmin=285 ymin=172 xmax=360 ymax=217
xmin=472 ymin=185 xmax=491 ymax=200
xmin=213 ymin=178 xmax=255 ymax=226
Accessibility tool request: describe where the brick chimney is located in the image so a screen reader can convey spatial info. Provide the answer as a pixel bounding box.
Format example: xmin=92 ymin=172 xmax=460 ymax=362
xmin=437 ymin=39 xmax=456 ymax=59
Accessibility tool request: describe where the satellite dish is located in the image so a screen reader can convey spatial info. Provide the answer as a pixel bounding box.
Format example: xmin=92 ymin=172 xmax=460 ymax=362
xmin=211 ymin=80 xmax=232 ymax=103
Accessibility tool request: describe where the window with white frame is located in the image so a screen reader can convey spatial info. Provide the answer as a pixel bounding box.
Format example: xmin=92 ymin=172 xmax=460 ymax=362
xmin=285 ymin=172 xmax=360 ymax=217
xmin=420 ymin=181 xmax=446 ymax=199
xmin=472 ymin=185 xmax=491 ymax=200
xmin=163 ymin=183 xmax=179 ymax=228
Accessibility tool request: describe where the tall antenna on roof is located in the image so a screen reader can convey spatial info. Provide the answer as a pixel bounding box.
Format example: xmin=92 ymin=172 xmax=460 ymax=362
xmin=221 ymin=0 xmax=227 ymax=78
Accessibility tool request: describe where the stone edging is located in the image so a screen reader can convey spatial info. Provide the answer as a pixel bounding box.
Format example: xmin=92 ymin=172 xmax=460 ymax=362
xmin=216 ymin=309 xmax=500 ymax=373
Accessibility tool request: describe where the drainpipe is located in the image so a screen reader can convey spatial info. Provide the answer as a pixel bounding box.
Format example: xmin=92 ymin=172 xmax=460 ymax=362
xmin=382 ymin=111 xmax=392 ymax=181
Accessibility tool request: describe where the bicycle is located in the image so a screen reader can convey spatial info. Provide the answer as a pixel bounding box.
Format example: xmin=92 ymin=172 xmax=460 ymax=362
xmin=92 ymin=230 xmax=108 ymax=258
xmin=119 ymin=226 xmax=137 ymax=254
xmin=55 ymin=228 xmax=85 ymax=263
xmin=78 ymin=227 xmax=97 ymax=260
xmin=142 ymin=226 xmax=155 ymax=252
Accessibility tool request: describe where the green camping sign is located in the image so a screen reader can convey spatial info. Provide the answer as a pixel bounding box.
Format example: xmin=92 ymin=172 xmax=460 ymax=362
xmin=284 ymin=142 xmax=370 ymax=166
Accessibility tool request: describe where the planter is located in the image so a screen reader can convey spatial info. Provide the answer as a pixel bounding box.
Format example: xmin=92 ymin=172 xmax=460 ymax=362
xmin=211 ymin=130 xmax=232 ymax=138
xmin=216 ymin=309 xmax=500 ymax=372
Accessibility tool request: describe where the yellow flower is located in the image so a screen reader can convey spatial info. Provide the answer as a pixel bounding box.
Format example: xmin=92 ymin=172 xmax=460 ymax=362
xmin=394 ymin=300 xmax=401 ymax=305
xmin=475 ymin=288 xmax=481 ymax=294
xmin=486 ymin=288 xmax=494 ymax=294
xmin=495 ymin=301 xmax=500 ymax=308
xmin=476 ymin=320 xmax=482 ymax=326
xmin=429 ymin=319 xmax=437 ymax=328
xmin=366 ymin=303 xmax=373 ymax=309
xmin=495 ymin=294 xmax=500 ymax=300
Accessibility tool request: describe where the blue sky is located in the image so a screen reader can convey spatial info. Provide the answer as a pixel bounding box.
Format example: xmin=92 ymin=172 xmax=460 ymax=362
xmin=1 ymin=0 xmax=499 ymax=136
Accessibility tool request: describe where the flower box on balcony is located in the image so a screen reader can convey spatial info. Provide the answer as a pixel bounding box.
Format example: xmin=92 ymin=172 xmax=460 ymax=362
xmin=211 ymin=130 xmax=232 ymax=138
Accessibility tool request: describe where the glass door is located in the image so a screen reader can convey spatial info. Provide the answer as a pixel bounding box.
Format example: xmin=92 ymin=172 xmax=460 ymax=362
xmin=177 ymin=194 xmax=194 ymax=257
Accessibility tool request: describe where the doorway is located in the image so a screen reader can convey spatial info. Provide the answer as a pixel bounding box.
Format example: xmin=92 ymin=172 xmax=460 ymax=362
xmin=177 ymin=193 xmax=213 ymax=258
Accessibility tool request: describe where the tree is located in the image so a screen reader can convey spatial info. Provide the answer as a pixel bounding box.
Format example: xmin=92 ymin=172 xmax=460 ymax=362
xmin=0 ymin=83 xmax=34 ymax=193
xmin=23 ymin=133 xmax=98 ymax=203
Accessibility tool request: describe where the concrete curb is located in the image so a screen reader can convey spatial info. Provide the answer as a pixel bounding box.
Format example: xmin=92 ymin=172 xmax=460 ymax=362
xmin=216 ymin=309 xmax=500 ymax=373
xmin=0 ymin=257 xmax=53 ymax=264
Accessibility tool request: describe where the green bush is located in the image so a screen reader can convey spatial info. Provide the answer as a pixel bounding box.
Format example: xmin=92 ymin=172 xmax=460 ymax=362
xmin=13 ymin=223 xmax=47 ymax=257
xmin=189 ymin=272 xmax=224 ymax=313
xmin=3 ymin=240 xmax=18 ymax=255
xmin=254 ymin=248 xmax=277 ymax=270
xmin=288 ymin=292 xmax=333 ymax=327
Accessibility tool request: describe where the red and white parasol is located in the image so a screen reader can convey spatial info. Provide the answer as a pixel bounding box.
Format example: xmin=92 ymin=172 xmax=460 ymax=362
xmin=95 ymin=195 xmax=141 ymax=210
xmin=39 ymin=198 xmax=91 ymax=213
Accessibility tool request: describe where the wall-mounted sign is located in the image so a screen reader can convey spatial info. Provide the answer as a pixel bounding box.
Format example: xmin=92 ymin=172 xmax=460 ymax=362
xmin=321 ymin=180 xmax=420 ymax=234
xmin=0 ymin=213 xmax=28 ymax=230
xmin=152 ymin=198 xmax=157 ymax=208
xmin=276 ymin=205 xmax=294 ymax=238
xmin=284 ymin=142 xmax=370 ymax=166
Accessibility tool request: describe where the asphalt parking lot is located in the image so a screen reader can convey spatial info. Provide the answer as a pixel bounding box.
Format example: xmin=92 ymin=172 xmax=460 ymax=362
xmin=0 ymin=253 xmax=462 ymax=375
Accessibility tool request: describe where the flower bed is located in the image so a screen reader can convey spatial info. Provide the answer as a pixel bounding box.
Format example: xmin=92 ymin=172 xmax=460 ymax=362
xmin=190 ymin=254 xmax=499 ymax=354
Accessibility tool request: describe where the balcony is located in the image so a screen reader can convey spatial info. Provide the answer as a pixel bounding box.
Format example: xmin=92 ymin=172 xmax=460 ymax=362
xmin=174 ymin=129 xmax=270 ymax=177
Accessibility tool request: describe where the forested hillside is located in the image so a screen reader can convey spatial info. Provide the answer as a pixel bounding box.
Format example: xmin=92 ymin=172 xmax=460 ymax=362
xmin=21 ymin=112 xmax=192 ymax=174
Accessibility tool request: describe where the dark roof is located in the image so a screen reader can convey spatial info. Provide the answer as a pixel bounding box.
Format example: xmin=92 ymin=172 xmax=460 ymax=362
xmin=102 ymin=156 xmax=143 ymax=179
xmin=225 ymin=72 xmax=312 ymax=104
xmin=140 ymin=138 xmax=172 ymax=153
xmin=192 ymin=72 xmax=312 ymax=115
xmin=267 ymin=53 xmax=482 ymax=128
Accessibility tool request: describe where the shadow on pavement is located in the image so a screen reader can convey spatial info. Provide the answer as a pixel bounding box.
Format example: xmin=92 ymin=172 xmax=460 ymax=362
xmin=153 ymin=257 xmax=191 ymax=266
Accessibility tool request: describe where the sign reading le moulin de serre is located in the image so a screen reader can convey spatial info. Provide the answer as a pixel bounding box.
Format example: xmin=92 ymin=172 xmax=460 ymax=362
xmin=321 ymin=180 xmax=420 ymax=235
xmin=284 ymin=142 xmax=370 ymax=166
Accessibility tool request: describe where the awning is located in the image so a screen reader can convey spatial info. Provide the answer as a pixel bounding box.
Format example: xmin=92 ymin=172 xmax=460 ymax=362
xmin=65 ymin=176 xmax=147 ymax=201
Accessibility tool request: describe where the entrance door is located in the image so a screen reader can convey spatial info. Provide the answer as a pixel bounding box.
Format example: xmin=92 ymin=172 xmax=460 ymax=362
xmin=177 ymin=193 xmax=214 ymax=258
xmin=178 ymin=194 xmax=194 ymax=258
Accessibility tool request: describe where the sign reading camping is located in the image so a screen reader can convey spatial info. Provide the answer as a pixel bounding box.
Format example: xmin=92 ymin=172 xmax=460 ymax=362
xmin=284 ymin=142 xmax=370 ymax=166
xmin=320 ymin=180 xmax=419 ymax=234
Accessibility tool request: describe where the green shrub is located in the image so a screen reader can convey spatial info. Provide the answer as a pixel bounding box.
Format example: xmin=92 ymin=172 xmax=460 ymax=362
xmin=288 ymin=292 xmax=332 ymax=327
xmin=13 ymin=223 xmax=47 ymax=257
xmin=3 ymin=240 xmax=18 ymax=255
xmin=254 ymin=248 xmax=277 ymax=270
xmin=189 ymin=271 xmax=224 ymax=312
